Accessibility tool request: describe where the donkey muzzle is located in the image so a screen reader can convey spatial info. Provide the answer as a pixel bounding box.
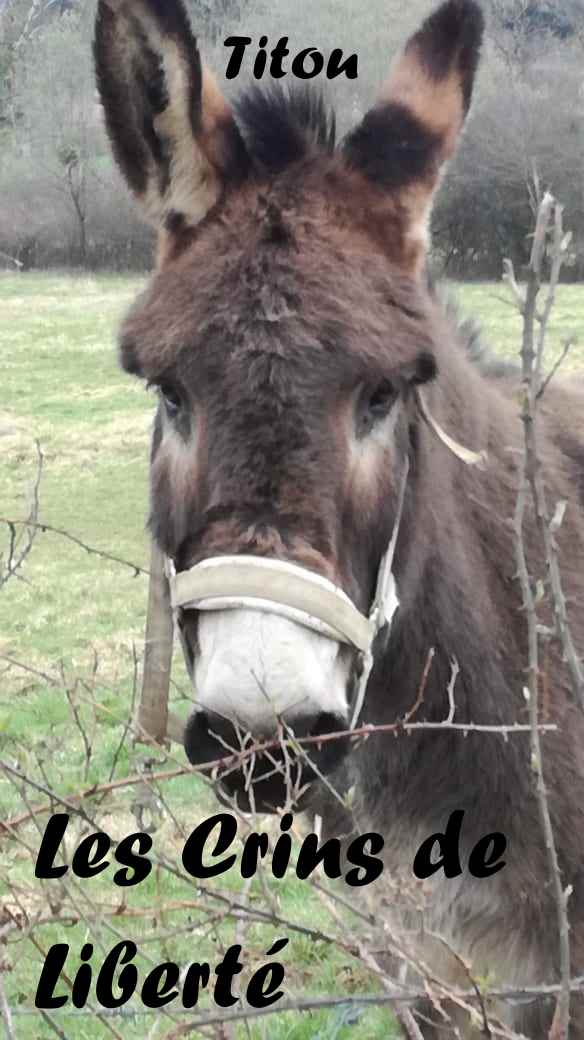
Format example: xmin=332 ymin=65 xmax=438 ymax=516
xmin=170 ymin=553 xmax=400 ymax=810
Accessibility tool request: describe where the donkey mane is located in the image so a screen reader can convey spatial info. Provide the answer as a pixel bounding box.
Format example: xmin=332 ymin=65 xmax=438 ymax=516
xmin=234 ymin=80 xmax=450 ymax=194
xmin=435 ymin=286 xmax=520 ymax=378
xmin=235 ymin=83 xmax=516 ymax=384
xmin=235 ymin=84 xmax=336 ymax=172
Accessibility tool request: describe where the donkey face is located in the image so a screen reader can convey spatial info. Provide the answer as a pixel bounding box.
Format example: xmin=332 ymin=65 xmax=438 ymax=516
xmin=95 ymin=0 xmax=483 ymax=810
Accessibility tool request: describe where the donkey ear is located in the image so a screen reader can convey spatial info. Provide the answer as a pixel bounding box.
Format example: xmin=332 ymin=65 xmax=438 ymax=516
xmin=94 ymin=0 xmax=249 ymax=230
xmin=344 ymin=0 xmax=484 ymax=265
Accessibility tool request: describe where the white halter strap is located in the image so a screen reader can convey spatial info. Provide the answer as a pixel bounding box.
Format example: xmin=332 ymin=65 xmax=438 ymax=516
xmin=170 ymin=555 xmax=373 ymax=651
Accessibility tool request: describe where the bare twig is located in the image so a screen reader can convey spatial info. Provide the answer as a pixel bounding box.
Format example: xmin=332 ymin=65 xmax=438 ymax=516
xmin=402 ymin=646 xmax=435 ymax=722
xmin=0 ymin=712 xmax=557 ymax=838
xmin=0 ymin=517 xmax=148 ymax=578
xmin=502 ymin=257 xmax=525 ymax=315
xmin=445 ymin=658 xmax=460 ymax=725
xmin=0 ymin=440 xmax=43 ymax=590
xmin=0 ymin=249 xmax=23 ymax=270
xmin=536 ymin=337 xmax=576 ymax=400
xmin=0 ymin=974 xmax=16 ymax=1040
xmin=395 ymin=1006 xmax=426 ymax=1040
xmin=37 ymin=1008 xmax=70 ymax=1040
xmin=508 ymin=186 xmax=576 ymax=1040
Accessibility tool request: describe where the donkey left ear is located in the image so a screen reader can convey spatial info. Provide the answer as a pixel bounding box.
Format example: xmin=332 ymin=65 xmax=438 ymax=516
xmin=94 ymin=0 xmax=249 ymax=232
xmin=344 ymin=0 xmax=484 ymax=269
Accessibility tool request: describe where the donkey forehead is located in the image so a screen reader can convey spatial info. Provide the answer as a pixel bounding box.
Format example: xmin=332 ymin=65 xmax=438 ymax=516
xmin=119 ymin=184 xmax=436 ymax=384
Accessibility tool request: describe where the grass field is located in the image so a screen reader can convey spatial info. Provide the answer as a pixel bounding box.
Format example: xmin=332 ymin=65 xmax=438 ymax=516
xmin=1 ymin=272 xmax=583 ymax=1039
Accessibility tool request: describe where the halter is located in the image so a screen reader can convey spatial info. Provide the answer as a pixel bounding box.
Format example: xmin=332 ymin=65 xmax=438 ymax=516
xmin=136 ymin=390 xmax=487 ymax=745
xmin=168 ymin=457 xmax=409 ymax=731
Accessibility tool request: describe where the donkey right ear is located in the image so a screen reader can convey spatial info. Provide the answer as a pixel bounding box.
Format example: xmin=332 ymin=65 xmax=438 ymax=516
xmin=94 ymin=0 xmax=249 ymax=231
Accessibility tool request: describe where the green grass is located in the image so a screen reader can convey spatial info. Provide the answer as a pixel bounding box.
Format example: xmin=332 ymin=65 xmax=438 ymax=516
xmin=1 ymin=272 xmax=583 ymax=1039
xmin=452 ymin=281 xmax=584 ymax=370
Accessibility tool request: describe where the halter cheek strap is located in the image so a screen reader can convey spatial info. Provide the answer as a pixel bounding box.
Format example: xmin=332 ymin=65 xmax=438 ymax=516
xmin=347 ymin=455 xmax=407 ymax=728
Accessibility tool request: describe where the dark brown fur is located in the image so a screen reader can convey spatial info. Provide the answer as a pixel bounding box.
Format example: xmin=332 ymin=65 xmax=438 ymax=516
xmin=95 ymin=1 xmax=584 ymax=1034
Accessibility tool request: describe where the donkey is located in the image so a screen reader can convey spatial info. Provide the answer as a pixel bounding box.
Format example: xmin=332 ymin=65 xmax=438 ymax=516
xmin=95 ymin=0 xmax=584 ymax=1035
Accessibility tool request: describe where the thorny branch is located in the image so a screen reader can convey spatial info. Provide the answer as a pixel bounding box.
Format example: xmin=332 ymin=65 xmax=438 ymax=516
xmin=507 ymin=185 xmax=581 ymax=1040
xmin=0 ymin=710 xmax=558 ymax=840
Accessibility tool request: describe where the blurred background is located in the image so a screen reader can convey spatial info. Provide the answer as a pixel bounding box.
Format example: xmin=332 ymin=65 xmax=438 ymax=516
xmin=1 ymin=0 xmax=584 ymax=278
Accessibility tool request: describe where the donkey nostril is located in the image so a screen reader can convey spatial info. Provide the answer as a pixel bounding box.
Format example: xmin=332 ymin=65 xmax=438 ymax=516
xmin=184 ymin=709 xmax=238 ymax=766
xmin=310 ymin=712 xmax=346 ymax=740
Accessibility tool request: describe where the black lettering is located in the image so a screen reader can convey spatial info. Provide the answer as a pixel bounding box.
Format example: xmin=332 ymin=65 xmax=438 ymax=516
xmin=141 ymin=962 xmax=180 ymax=1009
xmin=246 ymin=939 xmax=288 ymax=1009
xmin=291 ymin=47 xmax=324 ymax=80
xmin=35 ymin=944 xmax=69 ymax=1009
xmin=327 ymin=48 xmax=358 ymax=80
xmin=72 ymin=943 xmax=93 ymax=1009
xmin=468 ymin=832 xmax=507 ymax=878
xmin=345 ymin=832 xmax=384 ymax=886
xmin=254 ymin=34 xmax=268 ymax=79
xmin=240 ymin=831 xmax=269 ymax=878
xmin=213 ymin=944 xmax=242 ymax=1008
xmin=182 ymin=962 xmax=210 ymax=1009
xmin=35 ymin=814 xmax=69 ymax=879
xmin=413 ymin=810 xmax=464 ymax=880
xmin=224 ymin=36 xmax=251 ymax=80
xmin=95 ymin=940 xmax=137 ymax=1009
xmin=72 ymin=831 xmax=111 ymax=879
xmin=296 ymin=834 xmax=341 ymax=880
xmin=182 ymin=813 xmax=237 ymax=879
xmin=113 ymin=832 xmax=152 ymax=887
xmin=269 ymin=37 xmax=289 ymax=78
xmin=271 ymin=813 xmax=293 ymax=878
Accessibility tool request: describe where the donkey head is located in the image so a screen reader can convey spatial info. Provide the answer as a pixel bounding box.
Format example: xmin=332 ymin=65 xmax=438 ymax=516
xmin=95 ymin=0 xmax=483 ymax=811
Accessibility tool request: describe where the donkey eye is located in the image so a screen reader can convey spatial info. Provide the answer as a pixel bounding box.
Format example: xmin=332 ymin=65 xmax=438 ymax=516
xmin=159 ymin=384 xmax=182 ymax=417
xmin=367 ymin=381 xmax=397 ymax=418
xmin=356 ymin=381 xmax=398 ymax=439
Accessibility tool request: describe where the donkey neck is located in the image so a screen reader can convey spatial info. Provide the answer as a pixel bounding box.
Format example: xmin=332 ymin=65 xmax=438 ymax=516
xmin=358 ymin=352 xmax=534 ymax=823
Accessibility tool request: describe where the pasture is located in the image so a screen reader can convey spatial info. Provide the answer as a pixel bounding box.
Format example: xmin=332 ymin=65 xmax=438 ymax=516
xmin=1 ymin=272 xmax=583 ymax=1039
